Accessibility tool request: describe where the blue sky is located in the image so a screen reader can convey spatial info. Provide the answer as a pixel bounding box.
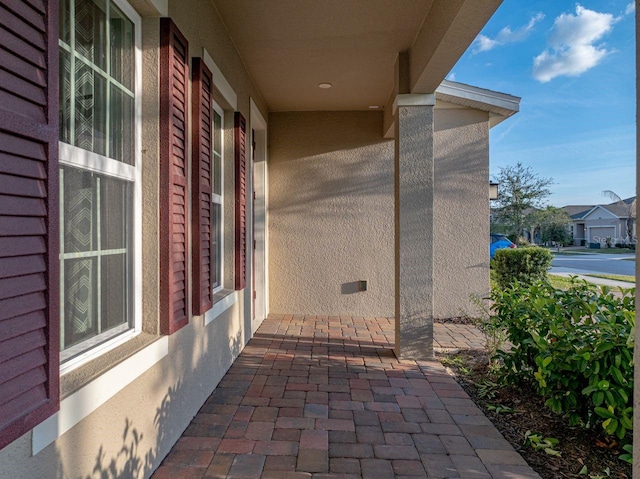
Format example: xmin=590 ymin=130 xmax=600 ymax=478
xmin=449 ymin=0 xmax=636 ymax=207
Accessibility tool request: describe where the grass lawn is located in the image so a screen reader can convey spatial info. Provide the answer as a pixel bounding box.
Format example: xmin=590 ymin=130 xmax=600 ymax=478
xmin=547 ymin=274 xmax=578 ymax=289
xmin=583 ymin=273 xmax=635 ymax=283
xmin=492 ymin=272 xmax=634 ymax=290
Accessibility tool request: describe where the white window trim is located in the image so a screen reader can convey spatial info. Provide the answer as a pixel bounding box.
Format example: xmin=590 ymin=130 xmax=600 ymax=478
xmin=58 ymin=0 xmax=143 ymax=374
xmin=198 ymin=50 xmax=238 ymax=319
xmin=32 ymin=337 xmax=168 ymax=455
xmin=204 ymin=291 xmax=238 ymax=326
xmin=212 ymin=101 xmax=224 ymax=294
xmin=203 ymin=48 xmax=237 ymax=110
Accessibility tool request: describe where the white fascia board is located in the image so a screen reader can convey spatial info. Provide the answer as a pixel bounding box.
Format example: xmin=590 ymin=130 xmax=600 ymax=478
xmin=393 ymin=94 xmax=436 ymax=113
xmin=32 ymin=337 xmax=169 ymax=455
xmin=437 ymin=80 xmax=520 ymax=113
xmin=203 ymin=49 xmax=237 ymax=111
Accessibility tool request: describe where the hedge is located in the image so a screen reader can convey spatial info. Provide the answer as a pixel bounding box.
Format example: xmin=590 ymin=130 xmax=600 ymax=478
xmin=492 ymin=247 xmax=552 ymax=289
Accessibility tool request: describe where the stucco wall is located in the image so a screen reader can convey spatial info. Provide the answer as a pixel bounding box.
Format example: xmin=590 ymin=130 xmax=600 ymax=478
xmin=0 ymin=0 xmax=265 ymax=476
xmin=433 ymin=105 xmax=491 ymax=318
xmin=268 ymin=111 xmax=395 ymax=317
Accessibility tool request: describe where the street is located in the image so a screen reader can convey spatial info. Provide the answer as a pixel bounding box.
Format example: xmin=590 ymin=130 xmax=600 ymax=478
xmin=551 ymin=252 xmax=635 ymax=276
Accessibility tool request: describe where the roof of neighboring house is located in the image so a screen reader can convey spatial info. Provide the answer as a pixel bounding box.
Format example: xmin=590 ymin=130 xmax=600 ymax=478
xmin=562 ymin=197 xmax=635 ymax=220
xmin=562 ymin=205 xmax=594 ymax=219
xmin=600 ymin=203 xmax=633 ymax=218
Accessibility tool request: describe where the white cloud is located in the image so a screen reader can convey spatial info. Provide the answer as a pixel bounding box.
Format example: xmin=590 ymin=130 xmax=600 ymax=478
xmin=473 ymin=12 xmax=544 ymax=52
xmin=447 ymin=72 xmax=456 ymax=81
xmin=625 ymin=2 xmax=635 ymax=16
xmin=533 ymin=5 xmax=617 ymax=82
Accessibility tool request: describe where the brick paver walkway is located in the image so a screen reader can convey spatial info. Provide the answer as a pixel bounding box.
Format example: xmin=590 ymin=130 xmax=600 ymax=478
xmin=433 ymin=322 xmax=486 ymax=352
xmin=152 ymin=315 xmax=539 ymax=478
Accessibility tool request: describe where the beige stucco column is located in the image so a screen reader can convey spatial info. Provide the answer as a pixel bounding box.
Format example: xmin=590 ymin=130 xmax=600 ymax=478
xmin=394 ymin=94 xmax=435 ymax=360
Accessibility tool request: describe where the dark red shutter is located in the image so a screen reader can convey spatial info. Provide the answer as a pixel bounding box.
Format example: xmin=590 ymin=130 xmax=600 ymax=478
xmin=159 ymin=18 xmax=189 ymax=334
xmin=191 ymin=58 xmax=214 ymax=315
xmin=234 ymin=112 xmax=247 ymax=291
xmin=0 ymin=0 xmax=60 ymax=449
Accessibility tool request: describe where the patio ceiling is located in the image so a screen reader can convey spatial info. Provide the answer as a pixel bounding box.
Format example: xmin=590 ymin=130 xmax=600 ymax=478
xmin=212 ymin=0 xmax=502 ymax=112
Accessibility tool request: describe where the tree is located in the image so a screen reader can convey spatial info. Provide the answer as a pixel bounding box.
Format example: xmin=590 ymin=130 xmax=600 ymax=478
xmin=602 ymin=190 xmax=636 ymax=244
xmin=492 ymin=162 xmax=553 ymax=243
xmin=532 ymin=206 xmax=572 ymax=249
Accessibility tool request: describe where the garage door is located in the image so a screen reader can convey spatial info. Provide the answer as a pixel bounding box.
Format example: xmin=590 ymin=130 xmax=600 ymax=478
xmin=589 ymin=227 xmax=615 ymax=245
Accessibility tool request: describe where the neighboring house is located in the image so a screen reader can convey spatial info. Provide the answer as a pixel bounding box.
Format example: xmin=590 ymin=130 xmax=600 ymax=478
xmin=563 ymin=198 xmax=636 ymax=246
xmin=0 ymin=1 xmax=519 ymax=477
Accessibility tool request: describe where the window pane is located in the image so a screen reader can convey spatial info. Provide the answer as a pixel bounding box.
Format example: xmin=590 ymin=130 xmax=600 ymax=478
xmin=75 ymin=62 xmax=107 ymax=156
xmin=109 ymin=3 xmax=135 ymax=90
xmin=59 ymin=48 xmax=72 ymax=144
xmin=101 ymin=253 xmax=130 ymax=330
xmin=75 ymin=0 xmax=107 ymax=69
xmin=110 ymin=85 xmax=134 ymax=164
xmin=213 ymin=111 xmax=222 ymax=155
xmin=213 ymin=111 xmax=222 ymax=196
xmin=213 ymin=153 xmax=221 ymax=197
xmin=212 ymin=202 xmax=221 ymax=288
xmin=64 ymin=257 xmax=98 ymax=347
xmin=61 ymin=166 xmax=133 ymax=353
xmin=63 ymin=166 xmax=96 ymax=253
xmin=100 ymin=173 xmax=130 ymax=249
xmin=60 ymin=0 xmax=71 ymax=45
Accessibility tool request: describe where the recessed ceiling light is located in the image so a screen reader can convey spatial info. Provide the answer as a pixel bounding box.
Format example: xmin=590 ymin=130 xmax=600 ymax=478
xmin=318 ymin=82 xmax=332 ymax=89
xmin=368 ymin=106 xmax=379 ymax=109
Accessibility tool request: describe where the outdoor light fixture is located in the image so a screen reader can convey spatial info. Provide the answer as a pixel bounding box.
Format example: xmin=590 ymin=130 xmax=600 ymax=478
xmin=318 ymin=82 xmax=332 ymax=89
xmin=489 ymin=182 xmax=499 ymax=200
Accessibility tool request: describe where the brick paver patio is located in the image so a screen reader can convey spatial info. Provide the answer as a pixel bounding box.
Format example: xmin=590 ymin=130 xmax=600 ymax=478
xmin=152 ymin=315 xmax=540 ymax=478
xmin=433 ymin=322 xmax=487 ymax=352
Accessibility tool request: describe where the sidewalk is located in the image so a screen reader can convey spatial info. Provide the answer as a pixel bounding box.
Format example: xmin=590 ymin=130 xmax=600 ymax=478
xmin=151 ymin=315 xmax=539 ymax=479
xmin=549 ymin=270 xmax=634 ymax=289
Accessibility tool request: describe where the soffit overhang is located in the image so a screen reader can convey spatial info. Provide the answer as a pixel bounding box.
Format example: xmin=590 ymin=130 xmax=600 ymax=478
xmin=211 ymin=0 xmax=502 ymax=112
xmin=435 ymin=80 xmax=520 ymax=127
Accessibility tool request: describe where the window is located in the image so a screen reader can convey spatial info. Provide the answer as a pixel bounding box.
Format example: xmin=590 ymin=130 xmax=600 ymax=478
xmin=58 ymin=0 xmax=141 ymax=367
xmin=212 ymin=103 xmax=224 ymax=292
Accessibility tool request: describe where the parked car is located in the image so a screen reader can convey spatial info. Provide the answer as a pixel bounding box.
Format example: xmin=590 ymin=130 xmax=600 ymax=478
xmin=490 ymin=233 xmax=516 ymax=259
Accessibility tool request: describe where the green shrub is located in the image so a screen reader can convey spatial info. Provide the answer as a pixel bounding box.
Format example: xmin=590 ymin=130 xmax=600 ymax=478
xmin=492 ymin=247 xmax=552 ymax=289
xmin=491 ymin=278 xmax=634 ymax=454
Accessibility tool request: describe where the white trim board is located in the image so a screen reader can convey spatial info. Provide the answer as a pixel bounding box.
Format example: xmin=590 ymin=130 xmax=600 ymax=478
xmin=32 ymin=337 xmax=169 ymax=455
xmin=203 ymin=49 xmax=237 ymax=111
xmin=250 ymin=98 xmax=267 ymax=130
xmin=204 ymin=291 xmax=238 ymax=326
xmin=250 ymin=98 xmax=268 ymax=329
